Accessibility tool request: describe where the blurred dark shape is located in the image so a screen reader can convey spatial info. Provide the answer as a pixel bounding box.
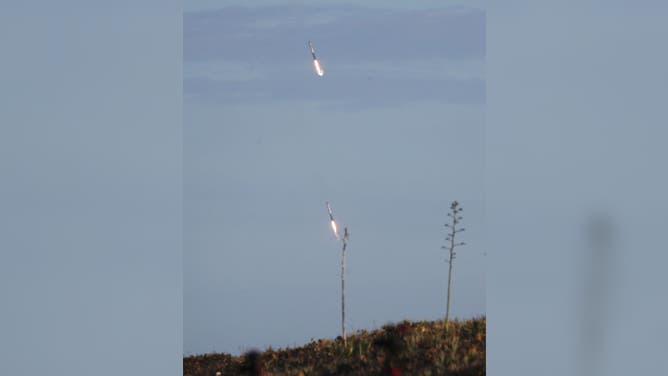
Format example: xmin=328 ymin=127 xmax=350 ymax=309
xmin=396 ymin=322 xmax=412 ymax=337
xmin=374 ymin=326 xmax=406 ymax=376
xmin=586 ymin=213 xmax=615 ymax=249
xmin=334 ymin=362 xmax=355 ymax=375
xmin=576 ymin=212 xmax=618 ymax=376
xmin=240 ymin=349 xmax=267 ymax=376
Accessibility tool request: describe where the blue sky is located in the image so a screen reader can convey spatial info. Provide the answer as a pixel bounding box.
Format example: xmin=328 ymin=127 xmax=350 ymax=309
xmin=183 ymin=2 xmax=485 ymax=355
xmin=183 ymin=4 xmax=484 ymax=108
xmin=2 ymin=1 xmax=667 ymax=375
xmin=485 ymin=2 xmax=668 ymax=375
xmin=0 ymin=2 xmax=182 ymax=375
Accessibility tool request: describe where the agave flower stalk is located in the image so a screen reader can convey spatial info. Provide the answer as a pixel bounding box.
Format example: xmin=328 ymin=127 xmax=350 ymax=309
xmin=443 ymin=201 xmax=465 ymax=323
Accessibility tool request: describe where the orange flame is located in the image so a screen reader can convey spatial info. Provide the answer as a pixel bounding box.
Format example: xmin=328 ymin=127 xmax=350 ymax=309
xmin=330 ymin=220 xmax=339 ymax=239
xmin=313 ymin=59 xmax=324 ymax=76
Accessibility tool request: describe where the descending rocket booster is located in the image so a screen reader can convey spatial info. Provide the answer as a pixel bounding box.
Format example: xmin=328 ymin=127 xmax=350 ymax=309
xmin=309 ymin=40 xmax=317 ymax=59
xmin=308 ymin=40 xmax=325 ymax=77
xmin=326 ymin=201 xmax=335 ymax=221
xmin=326 ymin=201 xmax=339 ymax=239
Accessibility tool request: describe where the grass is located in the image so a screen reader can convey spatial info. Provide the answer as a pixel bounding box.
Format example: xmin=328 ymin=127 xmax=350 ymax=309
xmin=183 ymin=316 xmax=485 ymax=376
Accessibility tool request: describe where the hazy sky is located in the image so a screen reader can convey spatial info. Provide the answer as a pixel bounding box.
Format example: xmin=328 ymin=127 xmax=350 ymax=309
xmin=3 ymin=1 xmax=667 ymax=375
xmin=1 ymin=2 xmax=182 ymax=375
xmin=485 ymin=2 xmax=668 ymax=375
xmin=184 ymin=2 xmax=485 ymax=355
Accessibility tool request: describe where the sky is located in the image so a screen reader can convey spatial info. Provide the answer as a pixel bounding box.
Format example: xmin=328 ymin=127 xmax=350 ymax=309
xmin=183 ymin=2 xmax=486 ymax=355
xmin=0 ymin=2 xmax=182 ymax=375
xmin=485 ymin=2 xmax=668 ymax=375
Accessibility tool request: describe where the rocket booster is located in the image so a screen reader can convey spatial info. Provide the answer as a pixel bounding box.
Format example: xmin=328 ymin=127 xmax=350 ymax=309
xmin=326 ymin=201 xmax=339 ymax=239
xmin=308 ymin=40 xmax=324 ymax=76
xmin=308 ymin=40 xmax=317 ymax=59
xmin=326 ymin=201 xmax=335 ymax=221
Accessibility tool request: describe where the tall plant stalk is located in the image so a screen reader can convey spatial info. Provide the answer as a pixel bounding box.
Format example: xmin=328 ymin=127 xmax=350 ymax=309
xmin=341 ymin=227 xmax=349 ymax=345
xmin=443 ymin=201 xmax=465 ymax=322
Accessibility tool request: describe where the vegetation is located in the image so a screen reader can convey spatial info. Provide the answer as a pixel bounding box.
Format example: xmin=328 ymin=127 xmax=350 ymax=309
xmin=443 ymin=201 xmax=465 ymax=323
xmin=183 ymin=316 xmax=485 ymax=376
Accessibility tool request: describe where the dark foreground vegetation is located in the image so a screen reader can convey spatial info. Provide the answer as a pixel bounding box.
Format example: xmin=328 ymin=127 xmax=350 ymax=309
xmin=183 ymin=316 xmax=485 ymax=376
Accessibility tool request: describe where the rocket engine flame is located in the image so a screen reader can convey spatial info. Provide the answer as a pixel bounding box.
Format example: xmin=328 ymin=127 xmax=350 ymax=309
xmin=313 ymin=59 xmax=324 ymax=76
xmin=330 ymin=220 xmax=339 ymax=239
xmin=326 ymin=201 xmax=339 ymax=239
xmin=309 ymin=41 xmax=325 ymax=76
